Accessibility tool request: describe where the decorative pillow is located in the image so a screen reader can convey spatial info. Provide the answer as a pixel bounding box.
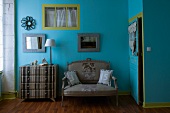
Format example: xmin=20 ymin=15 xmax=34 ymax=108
xmin=98 ymin=69 xmax=113 ymax=85
xmin=64 ymin=71 xmax=81 ymax=86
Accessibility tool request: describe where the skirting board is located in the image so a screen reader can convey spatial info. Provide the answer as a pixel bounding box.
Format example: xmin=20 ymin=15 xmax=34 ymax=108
xmin=143 ymin=102 xmax=170 ymax=108
xmin=118 ymin=91 xmax=130 ymax=95
xmin=2 ymin=92 xmax=17 ymax=99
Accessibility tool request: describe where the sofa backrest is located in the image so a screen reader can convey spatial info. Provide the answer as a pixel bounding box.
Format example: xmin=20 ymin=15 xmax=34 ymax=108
xmin=67 ymin=58 xmax=110 ymax=84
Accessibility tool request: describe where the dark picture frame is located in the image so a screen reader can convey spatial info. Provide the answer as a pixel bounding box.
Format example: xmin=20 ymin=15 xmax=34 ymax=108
xmin=78 ymin=33 xmax=100 ymax=52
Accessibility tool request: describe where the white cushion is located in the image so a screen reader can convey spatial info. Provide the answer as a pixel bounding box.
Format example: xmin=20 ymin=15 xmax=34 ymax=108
xmin=98 ymin=69 xmax=113 ymax=85
xmin=64 ymin=71 xmax=81 ymax=86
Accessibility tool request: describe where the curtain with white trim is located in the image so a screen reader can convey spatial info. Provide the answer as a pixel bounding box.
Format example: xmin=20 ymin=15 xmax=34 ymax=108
xmin=45 ymin=8 xmax=55 ymax=27
xmin=56 ymin=7 xmax=66 ymax=27
xmin=67 ymin=8 xmax=77 ymax=27
xmin=45 ymin=7 xmax=77 ymax=27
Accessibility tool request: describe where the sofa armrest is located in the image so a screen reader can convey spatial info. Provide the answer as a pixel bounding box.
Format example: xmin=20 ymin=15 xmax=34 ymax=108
xmin=111 ymin=76 xmax=118 ymax=89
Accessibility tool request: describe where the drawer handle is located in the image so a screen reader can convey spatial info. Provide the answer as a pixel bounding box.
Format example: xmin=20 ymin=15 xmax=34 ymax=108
xmin=27 ymin=78 xmax=30 ymax=80
xmin=27 ymin=93 xmax=29 ymax=95
xmin=27 ymin=71 xmax=30 ymax=73
xmin=45 ymin=93 xmax=47 ymax=95
xmin=27 ymin=86 xmax=29 ymax=88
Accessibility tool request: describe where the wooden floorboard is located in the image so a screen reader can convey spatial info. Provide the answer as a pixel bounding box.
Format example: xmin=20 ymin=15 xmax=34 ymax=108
xmin=0 ymin=95 xmax=170 ymax=113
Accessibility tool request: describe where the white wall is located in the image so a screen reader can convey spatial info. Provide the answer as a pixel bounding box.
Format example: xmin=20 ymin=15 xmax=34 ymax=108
xmin=2 ymin=0 xmax=15 ymax=92
xmin=0 ymin=0 xmax=3 ymax=71
xmin=0 ymin=0 xmax=4 ymax=98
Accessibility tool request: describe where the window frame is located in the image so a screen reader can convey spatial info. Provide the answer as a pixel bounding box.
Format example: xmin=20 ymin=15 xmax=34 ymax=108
xmin=42 ymin=4 xmax=80 ymax=30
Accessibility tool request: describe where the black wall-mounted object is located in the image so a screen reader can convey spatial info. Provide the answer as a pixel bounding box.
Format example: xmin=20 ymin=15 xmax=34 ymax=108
xmin=21 ymin=16 xmax=36 ymax=30
xmin=78 ymin=33 xmax=100 ymax=52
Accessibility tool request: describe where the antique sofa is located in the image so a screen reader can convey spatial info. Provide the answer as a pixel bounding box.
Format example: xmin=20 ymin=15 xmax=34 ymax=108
xmin=61 ymin=58 xmax=118 ymax=106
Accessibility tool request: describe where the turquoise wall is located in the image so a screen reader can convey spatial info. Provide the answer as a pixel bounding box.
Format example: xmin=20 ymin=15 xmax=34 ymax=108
xmin=143 ymin=0 xmax=170 ymax=103
xmin=16 ymin=0 xmax=129 ymax=93
xmin=128 ymin=0 xmax=143 ymax=19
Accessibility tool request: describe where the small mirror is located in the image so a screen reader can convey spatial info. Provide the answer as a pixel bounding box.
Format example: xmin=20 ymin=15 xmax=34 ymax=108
xmin=23 ymin=33 xmax=45 ymax=52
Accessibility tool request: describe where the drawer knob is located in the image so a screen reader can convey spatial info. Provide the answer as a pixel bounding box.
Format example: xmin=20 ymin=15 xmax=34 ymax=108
xmin=27 ymin=93 xmax=29 ymax=95
xmin=27 ymin=86 xmax=29 ymax=88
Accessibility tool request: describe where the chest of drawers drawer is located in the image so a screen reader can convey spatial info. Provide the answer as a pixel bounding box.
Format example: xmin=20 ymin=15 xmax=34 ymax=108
xmin=21 ymin=90 xmax=53 ymax=98
xmin=21 ymin=83 xmax=53 ymax=90
xmin=21 ymin=76 xmax=53 ymax=83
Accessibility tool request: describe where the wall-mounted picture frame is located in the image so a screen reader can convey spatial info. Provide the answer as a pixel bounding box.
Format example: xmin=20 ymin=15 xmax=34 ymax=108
xmin=23 ymin=33 xmax=46 ymax=53
xmin=42 ymin=4 xmax=80 ymax=30
xmin=78 ymin=33 xmax=100 ymax=52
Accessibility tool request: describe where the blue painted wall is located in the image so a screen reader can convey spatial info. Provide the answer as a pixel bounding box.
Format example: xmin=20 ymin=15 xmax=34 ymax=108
xmin=128 ymin=0 xmax=143 ymax=19
xmin=16 ymin=0 xmax=129 ymax=93
xmin=143 ymin=0 xmax=170 ymax=103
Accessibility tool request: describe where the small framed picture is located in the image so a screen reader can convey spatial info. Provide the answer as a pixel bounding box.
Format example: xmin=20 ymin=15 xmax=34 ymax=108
xmin=78 ymin=33 xmax=100 ymax=52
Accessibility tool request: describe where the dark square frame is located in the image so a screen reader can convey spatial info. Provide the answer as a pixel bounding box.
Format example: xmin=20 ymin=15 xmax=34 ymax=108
xmin=78 ymin=33 xmax=100 ymax=52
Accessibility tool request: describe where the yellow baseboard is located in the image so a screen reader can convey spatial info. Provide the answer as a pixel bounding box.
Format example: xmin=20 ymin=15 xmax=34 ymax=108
xmin=118 ymin=91 xmax=130 ymax=95
xmin=143 ymin=102 xmax=170 ymax=108
xmin=2 ymin=91 xmax=17 ymax=99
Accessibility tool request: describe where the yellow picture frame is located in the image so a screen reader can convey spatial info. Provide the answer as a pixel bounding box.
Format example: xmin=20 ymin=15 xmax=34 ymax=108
xmin=42 ymin=4 xmax=80 ymax=30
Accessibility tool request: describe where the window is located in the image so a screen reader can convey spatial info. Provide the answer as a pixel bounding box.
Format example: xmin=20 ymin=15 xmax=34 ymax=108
xmin=0 ymin=0 xmax=3 ymax=71
xmin=42 ymin=4 xmax=80 ymax=30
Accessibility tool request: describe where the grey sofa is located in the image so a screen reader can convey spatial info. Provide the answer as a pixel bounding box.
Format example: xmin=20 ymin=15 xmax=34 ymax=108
xmin=61 ymin=58 xmax=118 ymax=106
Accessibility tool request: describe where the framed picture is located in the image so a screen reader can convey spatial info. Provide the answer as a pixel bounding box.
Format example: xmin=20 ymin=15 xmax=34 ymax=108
xmin=78 ymin=33 xmax=100 ymax=52
xmin=23 ymin=33 xmax=46 ymax=53
xmin=42 ymin=4 xmax=80 ymax=30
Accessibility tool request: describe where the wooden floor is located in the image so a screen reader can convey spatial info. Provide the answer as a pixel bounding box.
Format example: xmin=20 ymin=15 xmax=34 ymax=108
xmin=0 ymin=95 xmax=170 ymax=113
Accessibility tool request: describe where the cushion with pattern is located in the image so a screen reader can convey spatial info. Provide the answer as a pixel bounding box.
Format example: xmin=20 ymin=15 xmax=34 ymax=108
xmin=64 ymin=71 xmax=81 ymax=86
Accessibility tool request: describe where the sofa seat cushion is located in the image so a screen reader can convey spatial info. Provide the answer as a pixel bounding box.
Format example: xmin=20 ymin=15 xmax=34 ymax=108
xmin=64 ymin=84 xmax=117 ymax=96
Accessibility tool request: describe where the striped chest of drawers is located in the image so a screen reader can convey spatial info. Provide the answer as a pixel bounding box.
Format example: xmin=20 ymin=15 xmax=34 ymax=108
xmin=20 ymin=65 xmax=58 ymax=101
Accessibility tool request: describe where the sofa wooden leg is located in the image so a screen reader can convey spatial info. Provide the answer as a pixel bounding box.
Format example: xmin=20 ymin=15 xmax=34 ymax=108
xmin=116 ymin=94 xmax=118 ymax=106
xmin=61 ymin=96 xmax=64 ymax=107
